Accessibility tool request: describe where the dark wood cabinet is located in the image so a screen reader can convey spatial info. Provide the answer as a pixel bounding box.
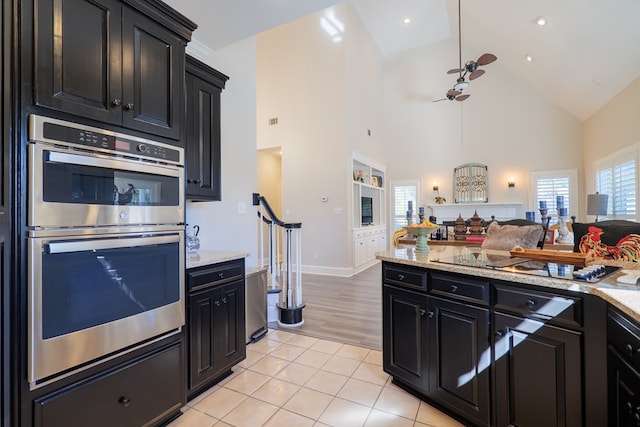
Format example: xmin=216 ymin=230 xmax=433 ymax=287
xmin=184 ymin=56 xmax=229 ymax=201
xmin=382 ymin=284 xmax=428 ymax=391
xmin=33 ymin=341 xmax=184 ymax=427
xmin=493 ymin=311 xmax=583 ymax=427
xmin=33 ymin=0 xmax=193 ymax=141
xmin=428 ymin=296 xmax=490 ymax=426
xmin=382 ymin=261 xmax=607 ymax=427
xmin=187 ymin=259 xmax=246 ymax=398
xmin=608 ymin=308 xmax=640 ymax=426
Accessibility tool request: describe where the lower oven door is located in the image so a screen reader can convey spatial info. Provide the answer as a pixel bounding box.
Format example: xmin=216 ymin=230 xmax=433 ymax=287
xmin=28 ymin=226 xmax=184 ymax=389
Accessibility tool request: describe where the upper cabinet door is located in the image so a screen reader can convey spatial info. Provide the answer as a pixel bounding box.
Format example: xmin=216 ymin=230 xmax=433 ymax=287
xmin=33 ymin=0 xmax=189 ymax=142
xmin=122 ymin=9 xmax=184 ymax=140
xmin=34 ymin=0 xmax=122 ymax=124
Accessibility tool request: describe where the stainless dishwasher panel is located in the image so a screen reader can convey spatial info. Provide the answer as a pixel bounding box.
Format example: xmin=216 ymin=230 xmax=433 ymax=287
xmin=245 ymin=266 xmax=268 ymax=343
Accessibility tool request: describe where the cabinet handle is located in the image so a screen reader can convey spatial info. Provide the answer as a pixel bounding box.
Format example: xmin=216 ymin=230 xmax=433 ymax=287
xmin=419 ymin=309 xmax=426 ymax=316
xmin=427 ymin=311 xmax=434 ymax=318
xmin=626 ymin=344 xmax=640 ymax=357
xmin=634 ymin=412 xmax=640 ymax=426
xmin=124 ymin=103 xmax=134 ymax=111
xmin=526 ymin=299 xmax=537 ymax=309
xmin=450 ymin=285 xmax=458 ymax=293
xmin=495 ymin=330 xmax=505 ymax=337
xmin=222 ymin=297 xmax=227 ymax=304
xmin=111 ymin=99 xmax=122 ymax=107
xmin=118 ymin=396 xmax=131 ymax=407
xmin=398 ymin=274 xmax=405 ymax=281
xmin=219 ymin=272 xmax=224 ymax=279
xmin=215 ymin=300 xmax=221 ymax=306
xmin=628 ymin=402 xmax=634 ymax=415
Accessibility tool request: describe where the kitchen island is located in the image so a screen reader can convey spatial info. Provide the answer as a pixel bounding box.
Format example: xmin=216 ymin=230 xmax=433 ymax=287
xmin=377 ymin=245 xmax=640 ymax=427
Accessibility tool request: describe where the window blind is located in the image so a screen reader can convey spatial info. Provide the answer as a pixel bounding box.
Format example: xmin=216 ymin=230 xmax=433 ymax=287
xmin=391 ymin=182 xmax=418 ymax=231
xmin=596 ymin=158 xmax=636 ymax=220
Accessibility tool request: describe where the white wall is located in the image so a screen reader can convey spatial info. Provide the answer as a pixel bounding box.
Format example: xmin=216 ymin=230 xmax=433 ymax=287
xmin=184 ymin=38 xmax=260 ymax=267
xmin=256 ymin=3 xmax=385 ymax=274
xmin=382 ymin=40 xmax=584 ymax=215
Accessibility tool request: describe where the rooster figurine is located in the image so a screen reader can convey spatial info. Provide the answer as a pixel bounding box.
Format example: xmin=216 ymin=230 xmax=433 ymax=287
xmin=579 ymin=226 xmax=640 ymax=262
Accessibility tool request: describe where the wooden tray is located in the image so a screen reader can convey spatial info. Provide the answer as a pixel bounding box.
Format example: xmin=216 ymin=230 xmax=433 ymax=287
xmin=509 ymin=248 xmax=588 ymax=267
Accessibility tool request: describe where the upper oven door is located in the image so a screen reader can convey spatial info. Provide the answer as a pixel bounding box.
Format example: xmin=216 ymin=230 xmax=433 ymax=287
xmin=28 ymin=143 xmax=184 ymax=227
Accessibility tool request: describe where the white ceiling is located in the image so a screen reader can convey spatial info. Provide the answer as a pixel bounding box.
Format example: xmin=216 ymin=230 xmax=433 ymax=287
xmin=165 ymin=0 xmax=640 ymax=121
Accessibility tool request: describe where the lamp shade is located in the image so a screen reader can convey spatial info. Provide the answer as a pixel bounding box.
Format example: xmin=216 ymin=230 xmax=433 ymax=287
xmin=587 ymin=193 xmax=608 ymax=216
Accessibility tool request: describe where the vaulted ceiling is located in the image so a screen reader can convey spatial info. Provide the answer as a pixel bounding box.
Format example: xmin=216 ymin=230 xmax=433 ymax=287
xmin=165 ymin=0 xmax=640 ymax=121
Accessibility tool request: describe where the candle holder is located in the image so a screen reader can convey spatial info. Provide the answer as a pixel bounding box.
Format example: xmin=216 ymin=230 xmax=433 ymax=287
xmin=556 ymin=214 xmax=572 ymax=243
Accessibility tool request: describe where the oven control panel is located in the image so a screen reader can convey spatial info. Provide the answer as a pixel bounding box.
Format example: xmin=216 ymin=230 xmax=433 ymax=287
xmin=28 ymin=115 xmax=182 ymax=165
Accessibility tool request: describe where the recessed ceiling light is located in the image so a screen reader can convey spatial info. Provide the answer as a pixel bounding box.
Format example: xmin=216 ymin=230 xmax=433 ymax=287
xmin=525 ymin=54 xmax=534 ymax=62
xmin=403 ymin=18 xmax=411 ymax=24
xmin=537 ymin=16 xmax=547 ymax=26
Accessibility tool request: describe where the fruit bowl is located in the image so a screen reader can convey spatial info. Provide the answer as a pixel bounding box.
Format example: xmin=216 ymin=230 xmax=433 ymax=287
xmin=405 ymin=224 xmax=438 ymax=253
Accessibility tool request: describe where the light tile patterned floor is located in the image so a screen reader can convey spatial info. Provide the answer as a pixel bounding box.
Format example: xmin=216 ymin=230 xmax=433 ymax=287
xmin=168 ymin=329 xmax=464 ymax=427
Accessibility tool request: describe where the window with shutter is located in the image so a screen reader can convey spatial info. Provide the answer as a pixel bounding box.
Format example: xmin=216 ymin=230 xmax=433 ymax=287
xmin=390 ymin=181 xmax=420 ymax=231
xmin=595 ymin=146 xmax=638 ymax=221
xmin=529 ymin=170 xmax=578 ymax=224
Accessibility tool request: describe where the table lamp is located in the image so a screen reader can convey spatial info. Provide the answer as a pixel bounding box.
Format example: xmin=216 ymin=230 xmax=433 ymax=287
xmin=586 ymin=192 xmax=608 ymax=222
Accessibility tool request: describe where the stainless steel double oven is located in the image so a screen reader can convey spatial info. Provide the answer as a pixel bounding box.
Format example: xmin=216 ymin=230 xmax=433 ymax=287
xmin=27 ymin=115 xmax=185 ymax=389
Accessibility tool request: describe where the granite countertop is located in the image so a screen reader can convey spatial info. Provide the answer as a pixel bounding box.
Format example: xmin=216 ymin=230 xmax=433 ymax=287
xmin=377 ymin=245 xmax=640 ymax=323
xmin=186 ymin=249 xmax=249 ymax=269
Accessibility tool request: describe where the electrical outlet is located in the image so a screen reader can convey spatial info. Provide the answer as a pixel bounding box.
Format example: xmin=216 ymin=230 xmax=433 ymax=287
xmin=237 ymin=202 xmax=247 ymax=214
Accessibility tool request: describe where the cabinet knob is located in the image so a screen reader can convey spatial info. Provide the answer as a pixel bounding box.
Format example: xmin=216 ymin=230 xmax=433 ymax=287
xmin=450 ymin=285 xmax=458 ymax=293
xmin=118 ymin=396 xmax=131 ymax=407
xmin=526 ymin=299 xmax=537 ymax=309
xmin=215 ymin=300 xmax=221 ymax=306
xmin=495 ymin=330 xmax=505 ymax=337
xmin=398 ymin=274 xmax=405 ymax=281
xmin=219 ymin=272 xmax=224 ymax=278
xmin=427 ymin=311 xmax=434 ymax=318
xmin=111 ymin=99 xmax=122 ymax=107
xmin=222 ymin=297 xmax=227 ymax=304
xmin=124 ymin=103 xmax=134 ymax=111
xmin=626 ymin=344 xmax=640 ymax=357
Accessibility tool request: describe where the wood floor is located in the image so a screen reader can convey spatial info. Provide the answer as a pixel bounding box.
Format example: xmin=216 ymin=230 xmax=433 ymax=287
xmin=270 ymin=262 xmax=382 ymax=350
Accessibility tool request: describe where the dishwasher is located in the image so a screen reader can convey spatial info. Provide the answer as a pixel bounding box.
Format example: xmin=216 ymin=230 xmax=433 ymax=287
xmin=245 ymin=266 xmax=268 ymax=343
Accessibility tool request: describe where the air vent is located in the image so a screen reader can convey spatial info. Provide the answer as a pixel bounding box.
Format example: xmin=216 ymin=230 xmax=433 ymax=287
xmin=269 ymin=117 xmax=278 ymax=126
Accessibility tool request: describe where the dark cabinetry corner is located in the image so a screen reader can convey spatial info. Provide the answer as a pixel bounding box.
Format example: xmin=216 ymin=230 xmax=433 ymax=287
xmin=185 ymin=56 xmax=229 ymax=201
xmin=33 ymin=0 xmax=195 ymax=142
xmin=186 ymin=259 xmax=246 ymax=399
xmin=608 ymin=307 xmax=640 ymax=427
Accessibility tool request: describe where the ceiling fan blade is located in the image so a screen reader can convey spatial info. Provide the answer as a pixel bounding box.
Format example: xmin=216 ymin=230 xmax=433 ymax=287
xmin=432 ymin=98 xmax=448 ymax=103
xmin=447 ymin=89 xmax=462 ymax=97
xmin=469 ymin=69 xmax=485 ymax=81
xmin=455 ymin=94 xmax=470 ymax=101
xmin=447 ymin=68 xmax=463 ymax=74
xmin=477 ymin=53 xmax=497 ymax=66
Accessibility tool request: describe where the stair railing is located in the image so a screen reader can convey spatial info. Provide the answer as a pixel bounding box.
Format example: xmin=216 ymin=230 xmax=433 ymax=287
xmin=253 ymin=193 xmax=305 ymax=325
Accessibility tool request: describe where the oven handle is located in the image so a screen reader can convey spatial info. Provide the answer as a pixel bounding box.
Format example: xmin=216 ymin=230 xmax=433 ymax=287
xmin=45 ymin=233 xmax=180 ymax=254
xmin=45 ymin=148 xmax=181 ymax=175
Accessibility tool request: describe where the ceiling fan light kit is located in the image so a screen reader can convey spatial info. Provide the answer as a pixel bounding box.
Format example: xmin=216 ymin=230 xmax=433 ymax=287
xmin=434 ymin=0 xmax=496 ymax=103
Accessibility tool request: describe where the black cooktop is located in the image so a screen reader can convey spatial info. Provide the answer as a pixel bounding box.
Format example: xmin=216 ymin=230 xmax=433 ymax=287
xmin=433 ymin=251 xmax=620 ymax=283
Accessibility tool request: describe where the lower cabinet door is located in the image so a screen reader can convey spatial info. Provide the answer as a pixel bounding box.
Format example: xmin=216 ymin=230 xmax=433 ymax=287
xmin=608 ymin=346 xmax=640 ymax=427
xmin=428 ymin=296 xmax=490 ymax=426
xmin=493 ymin=312 xmax=583 ymax=427
xmin=188 ymin=279 xmax=246 ymax=394
xmin=216 ymin=280 xmax=246 ymax=369
xmin=382 ymin=284 xmax=428 ymax=392
xmin=34 ymin=342 xmax=183 ymax=427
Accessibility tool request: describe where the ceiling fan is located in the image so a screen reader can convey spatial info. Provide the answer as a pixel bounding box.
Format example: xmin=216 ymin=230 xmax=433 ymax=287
xmin=434 ymin=0 xmax=497 ymax=102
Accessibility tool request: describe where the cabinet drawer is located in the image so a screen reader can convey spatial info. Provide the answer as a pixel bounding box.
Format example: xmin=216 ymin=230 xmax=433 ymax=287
xmin=188 ymin=259 xmax=244 ymax=291
xmin=383 ymin=263 xmax=427 ymax=292
xmin=493 ymin=284 xmax=583 ymax=328
xmin=429 ymin=272 xmax=489 ymax=305
xmin=608 ymin=308 xmax=640 ymax=371
xmin=34 ymin=342 xmax=183 ymax=427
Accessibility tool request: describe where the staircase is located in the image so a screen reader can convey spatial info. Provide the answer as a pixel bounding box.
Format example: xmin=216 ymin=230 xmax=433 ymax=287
xmin=253 ymin=193 xmax=305 ymax=326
